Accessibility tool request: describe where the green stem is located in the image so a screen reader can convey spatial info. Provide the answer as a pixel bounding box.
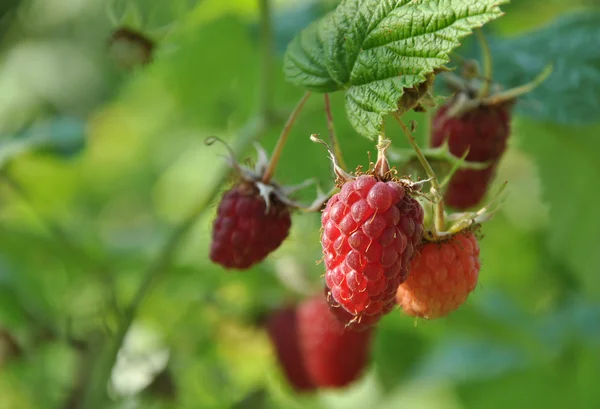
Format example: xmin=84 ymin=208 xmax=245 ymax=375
xmin=261 ymin=91 xmax=311 ymax=183
xmin=391 ymin=145 xmax=490 ymax=172
xmin=323 ymin=93 xmax=348 ymax=171
xmin=476 ymin=28 xmax=492 ymax=98
xmin=423 ymin=105 xmax=433 ymax=148
xmin=393 ymin=114 xmax=445 ymax=234
xmin=482 ymin=64 xmax=553 ymax=105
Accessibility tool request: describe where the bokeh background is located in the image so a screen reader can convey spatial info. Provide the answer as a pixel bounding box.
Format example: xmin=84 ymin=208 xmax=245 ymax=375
xmin=1 ymin=0 xmax=600 ymax=408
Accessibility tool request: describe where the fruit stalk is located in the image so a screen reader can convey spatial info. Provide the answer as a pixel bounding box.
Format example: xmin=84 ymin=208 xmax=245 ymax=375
xmin=483 ymin=64 xmax=553 ymax=105
xmin=323 ymin=93 xmax=348 ymax=171
xmin=475 ymin=28 xmax=492 ymax=98
xmin=262 ymin=91 xmax=312 ymax=183
xmin=393 ymin=114 xmax=445 ymax=235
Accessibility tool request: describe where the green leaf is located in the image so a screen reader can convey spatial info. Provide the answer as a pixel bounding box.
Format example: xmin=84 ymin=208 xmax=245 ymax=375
xmin=284 ymin=0 xmax=508 ymax=138
xmin=515 ymin=119 xmax=600 ymax=296
xmin=485 ymin=11 xmax=600 ymax=125
xmin=283 ymin=12 xmax=339 ymax=92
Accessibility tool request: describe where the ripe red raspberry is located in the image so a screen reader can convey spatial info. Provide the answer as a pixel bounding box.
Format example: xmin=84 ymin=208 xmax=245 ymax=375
xmin=297 ymin=295 xmax=372 ymax=388
xmin=396 ymin=231 xmax=481 ymax=319
xmin=265 ymin=306 xmax=316 ymax=392
xmin=210 ymin=181 xmax=291 ymax=269
xmin=431 ymin=97 xmax=513 ymax=210
xmin=321 ymin=175 xmax=424 ymax=329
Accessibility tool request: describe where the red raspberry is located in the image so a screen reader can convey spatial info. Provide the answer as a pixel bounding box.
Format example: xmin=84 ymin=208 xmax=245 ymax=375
xmin=297 ymin=295 xmax=372 ymax=388
xmin=321 ymin=175 xmax=424 ymax=329
xmin=265 ymin=306 xmax=316 ymax=392
xmin=210 ymin=181 xmax=291 ymax=269
xmin=431 ymin=97 xmax=513 ymax=210
xmin=396 ymin=231 xmax=481 ymax=319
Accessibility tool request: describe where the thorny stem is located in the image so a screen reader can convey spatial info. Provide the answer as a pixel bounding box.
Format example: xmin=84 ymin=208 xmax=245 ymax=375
xmin=323 ymin=93 xmax=348 ymax=171
xmin=476 ymin=28 xmax=492 ymax=98
xmin=261 ymin=91 xmax=312 ymax=183
xmin=393 ymin=114 xmax=446 ymax=235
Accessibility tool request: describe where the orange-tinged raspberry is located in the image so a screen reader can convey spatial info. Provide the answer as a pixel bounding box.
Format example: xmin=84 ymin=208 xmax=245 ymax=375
xmin=396 ymin=231 xmax=481 ymax=319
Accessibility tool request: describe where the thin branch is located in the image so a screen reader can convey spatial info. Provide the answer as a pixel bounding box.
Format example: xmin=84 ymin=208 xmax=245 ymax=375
xmin=393 ymin=114 xmax=446 ymax=235
xmin=261 ymin=91 xmax=312 ymax=183
xmin=323 ymin=93 xmax=348 ymax=171
xmin=475 ymin=28 xmax=492 ymax=98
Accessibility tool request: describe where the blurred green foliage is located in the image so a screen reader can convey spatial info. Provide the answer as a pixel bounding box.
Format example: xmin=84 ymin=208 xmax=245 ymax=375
xmin=0 ymin=0 xmax=599 ymax=409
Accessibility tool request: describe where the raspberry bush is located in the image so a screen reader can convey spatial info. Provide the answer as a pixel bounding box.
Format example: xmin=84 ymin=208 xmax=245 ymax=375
xmin=1 ymin=0 xmax=598 ymax=408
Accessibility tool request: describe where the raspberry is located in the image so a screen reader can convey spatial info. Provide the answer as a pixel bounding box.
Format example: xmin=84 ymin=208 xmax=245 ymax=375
xmin=210 ymin=181 xmax=291 ymax=269
xmin=321 ymin=175 xmax=424 ymax=329
xmin=297 ymin=295 xmax=372 ymax=388
xmin=265 ymin=306 xmax=316 ymax=392
xmin=431 ymin=96 xmax=512 ymax=210
xmin=396 ymin=231 xmax=481 ymax=319
xmin=441 ymin=166 xmax=496 ymax=211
